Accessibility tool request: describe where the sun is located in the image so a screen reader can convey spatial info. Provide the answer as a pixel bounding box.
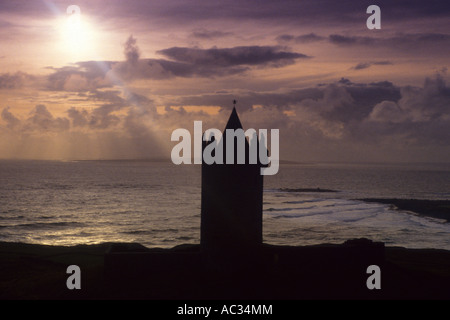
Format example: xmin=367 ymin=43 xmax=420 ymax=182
xmin=58 ymin=13 xmax=98 ymax=60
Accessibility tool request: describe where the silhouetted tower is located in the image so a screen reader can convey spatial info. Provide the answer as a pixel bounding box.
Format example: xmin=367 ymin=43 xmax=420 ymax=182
xmin=201 ymin=102 xmax=264 ymax=254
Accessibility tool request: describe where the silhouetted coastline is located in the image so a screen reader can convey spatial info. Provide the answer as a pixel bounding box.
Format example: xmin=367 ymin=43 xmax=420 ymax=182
xmin=280 ymin=187 xmax=338 ymax=193
xmin=1 ymin=239 xmax=449 ymax=299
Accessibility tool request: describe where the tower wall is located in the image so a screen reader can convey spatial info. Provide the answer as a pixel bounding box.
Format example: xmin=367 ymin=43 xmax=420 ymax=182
xmin=201 ymin=108 xmax=264 ymax=253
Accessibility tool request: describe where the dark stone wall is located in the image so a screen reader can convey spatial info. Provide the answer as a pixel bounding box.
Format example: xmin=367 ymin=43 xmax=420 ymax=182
xmin=201 ymin=108 xmax=264 ymax=253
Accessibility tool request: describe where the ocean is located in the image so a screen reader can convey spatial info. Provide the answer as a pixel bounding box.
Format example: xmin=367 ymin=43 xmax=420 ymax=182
xmin=0 ymin=160 xmax=449 ymax=249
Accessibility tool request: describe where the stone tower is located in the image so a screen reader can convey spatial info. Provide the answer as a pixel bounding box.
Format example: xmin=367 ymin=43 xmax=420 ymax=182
xmin=201 ymin=104 xmax=264 ymax=254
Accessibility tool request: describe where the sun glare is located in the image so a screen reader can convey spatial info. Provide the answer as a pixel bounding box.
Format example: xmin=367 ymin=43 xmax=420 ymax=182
xmin=58 ymin=13 xmax=97 ymax=60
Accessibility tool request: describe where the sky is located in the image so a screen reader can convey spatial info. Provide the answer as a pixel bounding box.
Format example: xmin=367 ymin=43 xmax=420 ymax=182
xmin=0 ymin=0 xmax=449 ymax=163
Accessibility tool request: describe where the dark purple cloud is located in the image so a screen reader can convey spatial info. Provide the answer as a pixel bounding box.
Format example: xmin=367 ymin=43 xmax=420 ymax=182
xmin=329 ymin=33 xmax=450 ymax=49
xmin=107 ymin=44 xmax=311 ymax=80
xmin=157 ymin=46 xmax=309 ymax=67
xmin=352 ymin=61 xmax=393 ymax=70
xmin=1 ymin=0 xmax=449 ymax=35
xmin=191 ymin=29 xmax=233 ymax=39
xmin=329 ymin=34 xmax=376 ymax=46
xmin=276 ymin=33 xmax=325 ymax=44
xmin=84 ymin=0 xmax=450 ymax=28
xmin=44 ymin=40 xmax=310 ymax=88
xmin=161 ymin=75 xmax=449 ymax=149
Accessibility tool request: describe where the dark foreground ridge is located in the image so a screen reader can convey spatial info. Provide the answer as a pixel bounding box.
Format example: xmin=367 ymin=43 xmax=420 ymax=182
xmin=280 ymin=187 xmax=338 ymax=193
xmin=1 ymin=239 xmax=450 ymax=299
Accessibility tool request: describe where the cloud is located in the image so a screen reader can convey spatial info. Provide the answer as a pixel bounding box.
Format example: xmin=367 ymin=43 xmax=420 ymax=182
xmin=46 ymin=63 xmax=114 ymax=92
xmin=67 ymin=107 xmax=89 ymax=127
xmin=329 ymin=33 xmax=450 ymax=50
xmin=163 ymin=74 xmax=449 ymax=152
xmin=0 ymin=89 xmax=166 ymax=159
xmin=279 ymin=74 xmax=449 ymax=159
xmin=121 ymin=105 xmax=165 ymax=158
xmin=113 ymin=43 xmax=310 ymax=80
xmin=25 ymin=104 xmax=70 ymax=132
xmin=1 ymin=107 xmax=20 ymax=129
xmin=86 ymin=104 xmax=122 ymax=129
xmin=0 ymin=72 xmax=34 ymax=89
xmin=158 ymin=46 xmax=308 ymax=66
xmin=352 ymin=63 xmax=370 ymax=70
xmin=352 ymin=61 xmax=393 ymax=70
xmin=64 ymin=90 xmax=155 ymax=130
xmin=39 ymin=37 xmax=306 ymax=101
xmin=1 ymin=74 xmax=449 ymax=162
xmin=369 ymin=100 xmax=406 ymax=123
xmin=74 ymin=0 xmax=450 ymax=31
xmin=341 ymin=74 xmax=450 ymax=150
xmin=163 ymin=87 xmax=324 ymax=113
xmin=368 ymin=74 xmax=450 ymax=124
xmin=191 ymin=28 xmax=233 ymax=39
xmin=329 ymin=34 xmax=376 ymax=46
xmin=167 ymin=79 xmax=400 ymax=117
xmin=124 ymin=35 xmax=140 ymax=64
xmin=2 ymin=86 xmax=156 ymax=133
xmin=276 ymin=33 xmax=325 ymax=44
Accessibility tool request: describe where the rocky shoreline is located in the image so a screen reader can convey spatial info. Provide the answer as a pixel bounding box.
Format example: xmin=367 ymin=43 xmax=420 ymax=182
xmin=359 ymin=198 xmax=450 ymax=222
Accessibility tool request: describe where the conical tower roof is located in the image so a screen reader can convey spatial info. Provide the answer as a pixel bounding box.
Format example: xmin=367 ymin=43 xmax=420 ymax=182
xmin=224 ymin=106 xmax=243 ymax=131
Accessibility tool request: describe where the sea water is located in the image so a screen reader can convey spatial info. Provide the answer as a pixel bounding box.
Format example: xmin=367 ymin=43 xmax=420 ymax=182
xmin=0 ymin=160 xmax=449 ymax=249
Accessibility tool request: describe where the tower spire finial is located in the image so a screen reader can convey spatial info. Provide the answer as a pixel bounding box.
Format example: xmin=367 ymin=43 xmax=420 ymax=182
xmin=225 ymin=101 xmax=243 ymax=130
